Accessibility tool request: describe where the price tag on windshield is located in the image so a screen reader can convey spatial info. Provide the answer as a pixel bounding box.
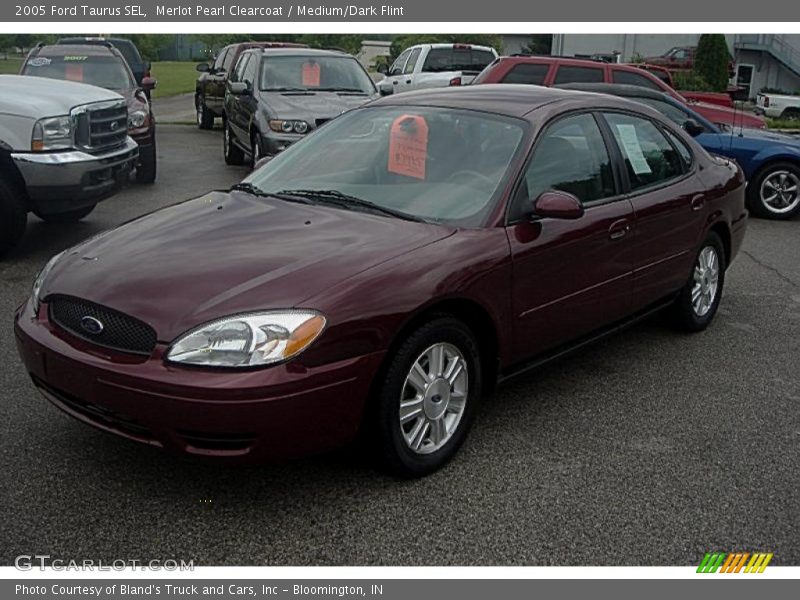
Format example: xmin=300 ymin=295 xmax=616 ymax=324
xmin=388 ymin=115 xmax=429 ymax=180
xmin=64 ymin=63 xmax=84 ymax=82
xmin=302 ymin=61 xmax=321 ymax=87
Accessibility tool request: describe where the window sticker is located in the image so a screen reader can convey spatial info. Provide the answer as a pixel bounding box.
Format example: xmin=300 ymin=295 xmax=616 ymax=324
xmin=27 ymin=57 xmax=51 ymax=67
xmin=64 ymin=64 xmax=84 ymax=82
xmin=302 ymin=61 xmax=321 ymax=87
xmin=63 ymin=56 xmax=89 ymax=61
xmin=387 ymin=115 xmax=429 ymax=180
xmin=615 ymin=123 xmax=652 ymax=175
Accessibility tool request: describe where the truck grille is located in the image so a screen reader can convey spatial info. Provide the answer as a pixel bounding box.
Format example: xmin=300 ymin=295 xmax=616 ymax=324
xmin=72 ymin=100 xmax=128 ymax=152
xmin=48 ymin=294 xmax=157 ymax=356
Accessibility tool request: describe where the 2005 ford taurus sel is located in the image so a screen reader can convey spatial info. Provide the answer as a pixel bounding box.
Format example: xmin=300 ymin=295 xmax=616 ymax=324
xmin=15 ymin=85 xmax=748 ymax=477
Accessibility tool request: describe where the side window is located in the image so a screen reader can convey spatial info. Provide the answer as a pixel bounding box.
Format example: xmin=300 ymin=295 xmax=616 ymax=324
xmin=553 ymin=65 xmax=604 ymax=84
xmin=604 ymin=113 xmax=684 ymax=190
xmin=513 ymin=113 xmax=616 ymax=220
xmin=242 ymin=55 xmax=258 ymax=86
xmin=222 ymin=47 xmax=238 ymax=73
xmin=213 ymin=48 xmax=228 ymax=71
xmin=389 ymin=49 xmax=411 ymax=76
xmin=638 ymin=97 xmax=694 ymax=128
xmin=501 ymin=63 xmax=549 ymax=85
xmin=611 ymin=69 xmax=662 ymax=90
xmin=230 ymin=54 xmax=249 ymax=83
xmin=664 ymin=129 xmax=694 ymax=169
xmin=404 ymin=48 xmax=421 ymax=74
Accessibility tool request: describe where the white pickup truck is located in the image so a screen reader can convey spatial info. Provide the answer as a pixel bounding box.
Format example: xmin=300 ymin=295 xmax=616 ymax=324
xmin=0 ymin=75 xmax=138 ymax=255
xmin=755 ymin=91 xmax=800 ymax=121
xmin=377 ymin=43 xmax=498 ymax=95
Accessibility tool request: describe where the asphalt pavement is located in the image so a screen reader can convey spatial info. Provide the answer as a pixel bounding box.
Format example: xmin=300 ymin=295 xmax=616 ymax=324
xmin=1 ymin=125 xmax=798 ymax=566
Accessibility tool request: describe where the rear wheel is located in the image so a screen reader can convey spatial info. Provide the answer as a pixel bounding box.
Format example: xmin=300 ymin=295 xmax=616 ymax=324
xmin=223 ymin=120 xmax=245 ymax=166
xmin=747 ymin=162 xmax=800 ymax=220
xmin=374 ymin=317 xmax=482 ymax=477
xmin=34 ymin=204 xmax=96 ymax=224
xmin=135 ymin=138 xmax=157 ymax=184
xmin=780 ymin=107 xmax=800 ymax=122
xmin=0 ymin=176 xmax=27 ymax=257
xmin=196 ymin=94 xmax=214 ymax=129
xmin=670 ymin=231 xmax=726 ymax=332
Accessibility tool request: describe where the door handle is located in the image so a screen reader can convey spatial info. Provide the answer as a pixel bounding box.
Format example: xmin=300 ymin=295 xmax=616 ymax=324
xmin=691 ymin=195 xmax=705 ymax=211
xmin=406 ymin=79 xmax=412 ymax=84
xmin=392 ymin=80 xmax=399 ymax=85
xmin=609 ymin=219 xmax=631 ymax=241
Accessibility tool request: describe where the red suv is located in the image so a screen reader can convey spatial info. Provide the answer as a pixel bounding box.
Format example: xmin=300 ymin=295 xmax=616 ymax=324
xmin=473 ymin=56 xmax=765 ymax=129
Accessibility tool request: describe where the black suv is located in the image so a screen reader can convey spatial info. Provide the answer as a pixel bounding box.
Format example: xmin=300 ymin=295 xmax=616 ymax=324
xmin=222 ymin=48 xmax=378 ymax=166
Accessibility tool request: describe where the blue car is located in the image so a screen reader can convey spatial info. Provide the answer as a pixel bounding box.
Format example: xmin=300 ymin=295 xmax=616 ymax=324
xmin=560 ymin=83 xmax=800 ymax=220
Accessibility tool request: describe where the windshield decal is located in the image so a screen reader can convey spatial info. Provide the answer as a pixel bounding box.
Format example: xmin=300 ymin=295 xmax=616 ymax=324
xmin=27 ymin=57 xmax=51 ymax=67
xmin=63 ymin=56 xmax=89 ymax=61
xmin=388 ymin=115 xmax=429 ymax=180
xmin=302 ymin=60 xmax=321 ymax=87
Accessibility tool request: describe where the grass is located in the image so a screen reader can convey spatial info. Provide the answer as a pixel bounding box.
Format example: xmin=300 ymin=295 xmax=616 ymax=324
xmin=150 ymin=61 xmax=198 ymax=99
xmin=0 ymin=57 xmax=22 ymax=74
xmin=767 ymin=118 xmax=800 ymax=130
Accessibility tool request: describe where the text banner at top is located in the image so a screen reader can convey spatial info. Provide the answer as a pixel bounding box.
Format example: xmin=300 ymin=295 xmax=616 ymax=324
xmin=2 ymin=0 xmax=797 ymax=22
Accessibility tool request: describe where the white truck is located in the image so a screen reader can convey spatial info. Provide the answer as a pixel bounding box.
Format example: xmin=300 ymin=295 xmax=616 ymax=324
xmin=377 ymin=43 xmax=498 ymax=95
xmin=0 ymin=75 xmax=138 ymax=255
xmin=755 ymin=91 xmax=800 ymax=121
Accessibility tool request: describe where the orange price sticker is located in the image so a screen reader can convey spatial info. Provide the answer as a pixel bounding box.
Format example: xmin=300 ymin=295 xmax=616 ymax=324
xmin=302 ymin=61 xmax=320 ymax=87
xmin=64 ymin=64 xmax=84 ymax=82
xmin=387 ymin=115 xmax=429 ymax=180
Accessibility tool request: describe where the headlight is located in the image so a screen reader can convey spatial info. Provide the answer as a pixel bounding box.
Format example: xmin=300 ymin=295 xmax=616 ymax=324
xmin=31 ymin=116 xmax=73 ymax=151
xmin=166 ymin=311 xmax=326 ymax=368
xmin=128 ymin=110 xmax=147 ymax=129
xmin=268 ymin=119 xmax=309 ymax=134
xmin=32 ymin=251 xmax=64 ymax=312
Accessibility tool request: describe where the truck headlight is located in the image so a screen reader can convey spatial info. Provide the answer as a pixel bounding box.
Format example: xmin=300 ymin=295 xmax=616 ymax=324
xmin=31 ymin=116 xmax=73 ymax=151
xmin=166 ymin=311 xmax=326 ymax=368
xmin=32 ymin=251 xmax=64 ymax=313
xmin=128 ymin=110 xmax=147 ymax=129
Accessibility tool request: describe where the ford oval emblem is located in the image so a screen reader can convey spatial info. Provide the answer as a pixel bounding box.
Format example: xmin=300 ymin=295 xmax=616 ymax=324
xmin=80 ymin=316 xmax=104 ymax=335
xmin=110 ymin=120 xmax=119 ymax=131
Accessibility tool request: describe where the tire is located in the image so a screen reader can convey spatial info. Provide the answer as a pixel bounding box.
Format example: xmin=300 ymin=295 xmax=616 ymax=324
xmin=196 ymin=94 xmax=214 ymax=129
xmin=0 ymin=176 xmax=27 ymax=257
xmin=223 ymin=120 xmax=245 ymax=166
xmin=249 ymin=130 xmax=263 ymax=170
xmin=670 ymin=232 xmax=726 ymax=332
xmin=780 ymin=108 xmax=800 ymax=122
xmin=135 ymin=139 xmax=157 ymax=184
xmin=746 ymin=162 xmax=800 ymax=220
xmin=34 ymin=204 xmax=96 ymax=224
xmin=374 ymin=317 xmax=482 ymax=478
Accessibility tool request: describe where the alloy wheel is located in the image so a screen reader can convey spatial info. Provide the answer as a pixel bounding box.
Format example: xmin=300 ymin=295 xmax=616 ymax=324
xmin=760 ymin=170 xmax=800 ymax=214
xmin=692 ymin=246 xmax=720 ymax=317
xmin=399 ymin=342 xmax=468 ymax=455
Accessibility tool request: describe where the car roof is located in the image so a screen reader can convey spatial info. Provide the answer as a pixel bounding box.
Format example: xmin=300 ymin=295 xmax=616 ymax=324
xmin=231 ymin=41 xmax=308 ymax=49
xmin=248 ymin=47 xmax=354 ymax=58
xmin=33 ymin=44 xmax=119 ymax=58
xmin=371 ymin=84 xmax=656 ymax=120
xmin=557 ymin=82 xmax=676 ymax=103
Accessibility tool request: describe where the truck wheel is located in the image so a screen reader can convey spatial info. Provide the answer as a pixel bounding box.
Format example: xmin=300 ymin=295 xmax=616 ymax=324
xmin=34 ymin=204 xmax=96 ymax=224
xmin=0 ymin=176 xmax=27 ymax=257
xmin=780 ymin=108 xmax=800 ymax=122
xmin=223 ymin=120 xmax=245 ymax=166
xmin=746 ymin=162 xmax=800 ymax=220
xmin=135 ymin=139 xmax=157 ymax=184
xmin=196 ymin=94 xmax=214 ymax=129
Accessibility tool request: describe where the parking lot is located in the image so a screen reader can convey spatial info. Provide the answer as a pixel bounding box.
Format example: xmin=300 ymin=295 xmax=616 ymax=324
xmin=1 ymin=124 xmax=798 ymax=566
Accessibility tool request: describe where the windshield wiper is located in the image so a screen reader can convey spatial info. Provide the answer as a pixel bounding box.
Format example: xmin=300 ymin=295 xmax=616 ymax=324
xmin=276 ymin=189 xmax=427 ymax=222
xmin=315 ymin=87 xmax=369 ymax=94
xmin=229 ymin=183 xmax=313 ymax=204
xmin=263 ymin=87 xmax=314 ymax=93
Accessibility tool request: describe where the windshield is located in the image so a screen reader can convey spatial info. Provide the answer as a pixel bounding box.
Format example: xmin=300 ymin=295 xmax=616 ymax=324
xmin=244 ymin=106 xmax=526 ymax=226
xmin=23 ymin=55 xmax=134 ymax=90
xmin=259 ymin=55 xmax=376 ymax=94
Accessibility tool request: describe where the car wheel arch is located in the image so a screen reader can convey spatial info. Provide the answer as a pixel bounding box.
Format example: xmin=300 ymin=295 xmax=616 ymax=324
xmin=707 ymin=220 xmax=731 ymax=267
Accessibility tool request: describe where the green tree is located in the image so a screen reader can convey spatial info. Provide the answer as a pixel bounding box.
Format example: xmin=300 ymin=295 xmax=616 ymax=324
xmin=123 ymin=34 xmax=175 ymax=62
xmin=694 ymin=34 xmax=731 ymax=92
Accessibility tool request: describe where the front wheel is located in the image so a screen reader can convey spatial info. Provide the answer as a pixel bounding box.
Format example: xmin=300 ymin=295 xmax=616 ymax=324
xmin=670 ymin=232 xmax=726 ymax=332
xmin=0 ymin=176 xmax=27 ymax=257
xmin=196 ymin=94 xmax=214 ymax=129
xmin=746 ymin=162 xmax=800 ymax=220
xmin=135 ymin=139 xmax=157 ymax=184
xmin=374 ymin=317 xmax=482 ymax=478
xmin=223 ymin=120 xmax=245 ymax=166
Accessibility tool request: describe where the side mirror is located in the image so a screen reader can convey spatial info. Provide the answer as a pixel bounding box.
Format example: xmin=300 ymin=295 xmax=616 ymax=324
xmin=228 ymin=82 xmax=249 ymax=96
xmin=683 ymin=119 xmax=704 ymax=137
xmin=196 ymin=62 xmax=210 ymax=73
xmin=376 ymin=63 xmax=389 ymax=75
xmin=379 ymin=83 xmax=393 ymax=96
xmin=533 ymin=191 xmax=584 ymax=220
xmin=140 ymin=76 xmax=156 ymax=91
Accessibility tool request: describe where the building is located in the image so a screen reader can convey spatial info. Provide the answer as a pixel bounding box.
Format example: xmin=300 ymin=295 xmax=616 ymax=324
xmin=357 ymin=40 xmax=392 ymax=69
xmin=551 ymin=34 xmax=800 ymax=98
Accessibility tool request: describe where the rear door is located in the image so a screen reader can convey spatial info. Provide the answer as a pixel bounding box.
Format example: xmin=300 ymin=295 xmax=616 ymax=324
xmin=600 ymin=111 xmax=706 ymax=308
xmin=207 ymin=47 xmax=230 ymax=113
xmin=507 ymin=112 xmax=634 ymax=361
xmin=225 ymin=53 xmax=251 ymax=144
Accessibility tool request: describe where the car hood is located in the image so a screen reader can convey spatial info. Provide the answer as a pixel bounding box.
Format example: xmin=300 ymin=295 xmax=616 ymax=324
xmin=734 ymin=127 xmax=800 ymax=145
xmin=691 ymin=100 xmax=765 ymax=127
xmin=0 ymin=75 xmax=123 ymax=118
xmin=261 ymin=90 xmax=377 ymax=122
xmin=43 ymin=191 xmax=453 ymax=342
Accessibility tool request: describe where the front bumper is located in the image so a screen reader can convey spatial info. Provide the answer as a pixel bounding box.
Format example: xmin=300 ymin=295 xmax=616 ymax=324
xmin=261 ymin=130 xmax=303 ymax=155
xmin=11 ymin=138 xmax=138 ymax=216
xmin=14 ymin=298 xmax=383 ymax=462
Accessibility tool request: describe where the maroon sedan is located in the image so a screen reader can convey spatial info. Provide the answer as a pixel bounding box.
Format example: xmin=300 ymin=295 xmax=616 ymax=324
xmin=15 ymin=85 xmax=747 ymax=477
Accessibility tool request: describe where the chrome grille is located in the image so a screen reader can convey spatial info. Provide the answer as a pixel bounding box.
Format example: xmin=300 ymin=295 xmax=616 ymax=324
xmin=72 ymin=100 xmax=128 ymax=152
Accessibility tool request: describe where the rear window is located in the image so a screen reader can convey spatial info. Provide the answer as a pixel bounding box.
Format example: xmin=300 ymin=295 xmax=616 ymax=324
xmin=611 ymin=69 xmax=663 ymax=90
xmin=109 ymin=42 xmax=141 ymax=67
xmin=553 ymin=65 xmax=605 ymax=84
xmin=501 ymin=63 xmax=550 ymax=85
xmin=422 ymin=47 xmax=495 ymax=73
xmin=23 ymin=54 xmax=133 ymax=90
